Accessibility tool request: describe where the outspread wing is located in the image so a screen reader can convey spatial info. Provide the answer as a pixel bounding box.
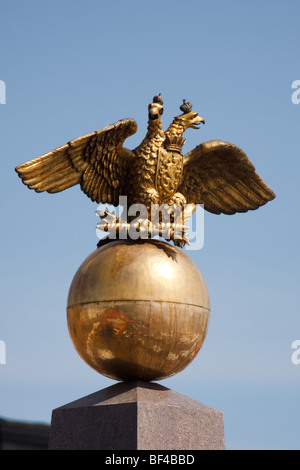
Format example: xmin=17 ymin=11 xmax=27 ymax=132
xmin=15 ymin=118 xmax=138 ymax=206
xmin=178 ymin=140 xmax=275 ymax=215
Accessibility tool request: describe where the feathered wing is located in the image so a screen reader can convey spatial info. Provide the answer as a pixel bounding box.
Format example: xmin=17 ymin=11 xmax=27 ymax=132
xmin=178 ymin=140 xmax=275 ymax=215
xmin=15 ymin=118 xmax=138 ymax=206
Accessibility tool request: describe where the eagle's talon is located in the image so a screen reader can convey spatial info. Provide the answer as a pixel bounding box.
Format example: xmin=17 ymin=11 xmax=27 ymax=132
xmin=173 ymin=238 xmax=187 ymax=248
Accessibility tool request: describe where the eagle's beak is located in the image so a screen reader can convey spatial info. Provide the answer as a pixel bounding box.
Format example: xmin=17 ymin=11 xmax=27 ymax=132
xmin=191 ymin=116 xmax=205 ymax=129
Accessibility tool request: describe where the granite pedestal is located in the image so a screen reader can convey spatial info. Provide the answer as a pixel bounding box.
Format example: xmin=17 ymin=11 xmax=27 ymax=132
xmin=48 ymin=381 xmax=225 ymax=450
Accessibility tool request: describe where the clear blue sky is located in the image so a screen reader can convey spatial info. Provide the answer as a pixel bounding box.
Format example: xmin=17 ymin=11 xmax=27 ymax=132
xmin=0 ymin=0 xmax=299 ymax=450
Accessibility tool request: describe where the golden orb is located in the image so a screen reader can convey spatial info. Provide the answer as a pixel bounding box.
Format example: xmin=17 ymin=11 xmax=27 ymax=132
xmin=67 ymin=239 xmax=210 ymax=381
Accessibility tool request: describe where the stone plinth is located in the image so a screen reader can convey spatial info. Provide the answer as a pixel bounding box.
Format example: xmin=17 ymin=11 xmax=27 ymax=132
xmin=48 ymin=381 xmax=225 ymax=450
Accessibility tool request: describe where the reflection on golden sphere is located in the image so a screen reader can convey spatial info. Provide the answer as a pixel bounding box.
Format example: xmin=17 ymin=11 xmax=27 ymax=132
xmin=67 ymin=239 xmax=210 ymax=381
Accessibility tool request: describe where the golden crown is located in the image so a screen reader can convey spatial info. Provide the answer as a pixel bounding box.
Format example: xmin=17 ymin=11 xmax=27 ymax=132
xmin=164 ymin=135 xmax=186 ymax=153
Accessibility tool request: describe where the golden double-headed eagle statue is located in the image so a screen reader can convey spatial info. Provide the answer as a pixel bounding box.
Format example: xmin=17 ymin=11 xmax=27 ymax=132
xmin=15 ymin=94 xmax=275 ymax=246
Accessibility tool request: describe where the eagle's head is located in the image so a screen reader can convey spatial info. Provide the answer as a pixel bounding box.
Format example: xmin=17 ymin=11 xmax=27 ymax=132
xmin=165 ymin=101 xmax=205 ymax=145
xmin=148 ymin=93 xmax=164 ymax=122
xmin=173 ymin=110 xmax=205 ymax=132
xmin=177 ymin=99 xmax=205 ymax=130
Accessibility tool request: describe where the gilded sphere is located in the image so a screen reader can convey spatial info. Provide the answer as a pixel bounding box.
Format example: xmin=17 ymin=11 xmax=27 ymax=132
xmin=67 ymin=239 xmax=210 ymax=381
